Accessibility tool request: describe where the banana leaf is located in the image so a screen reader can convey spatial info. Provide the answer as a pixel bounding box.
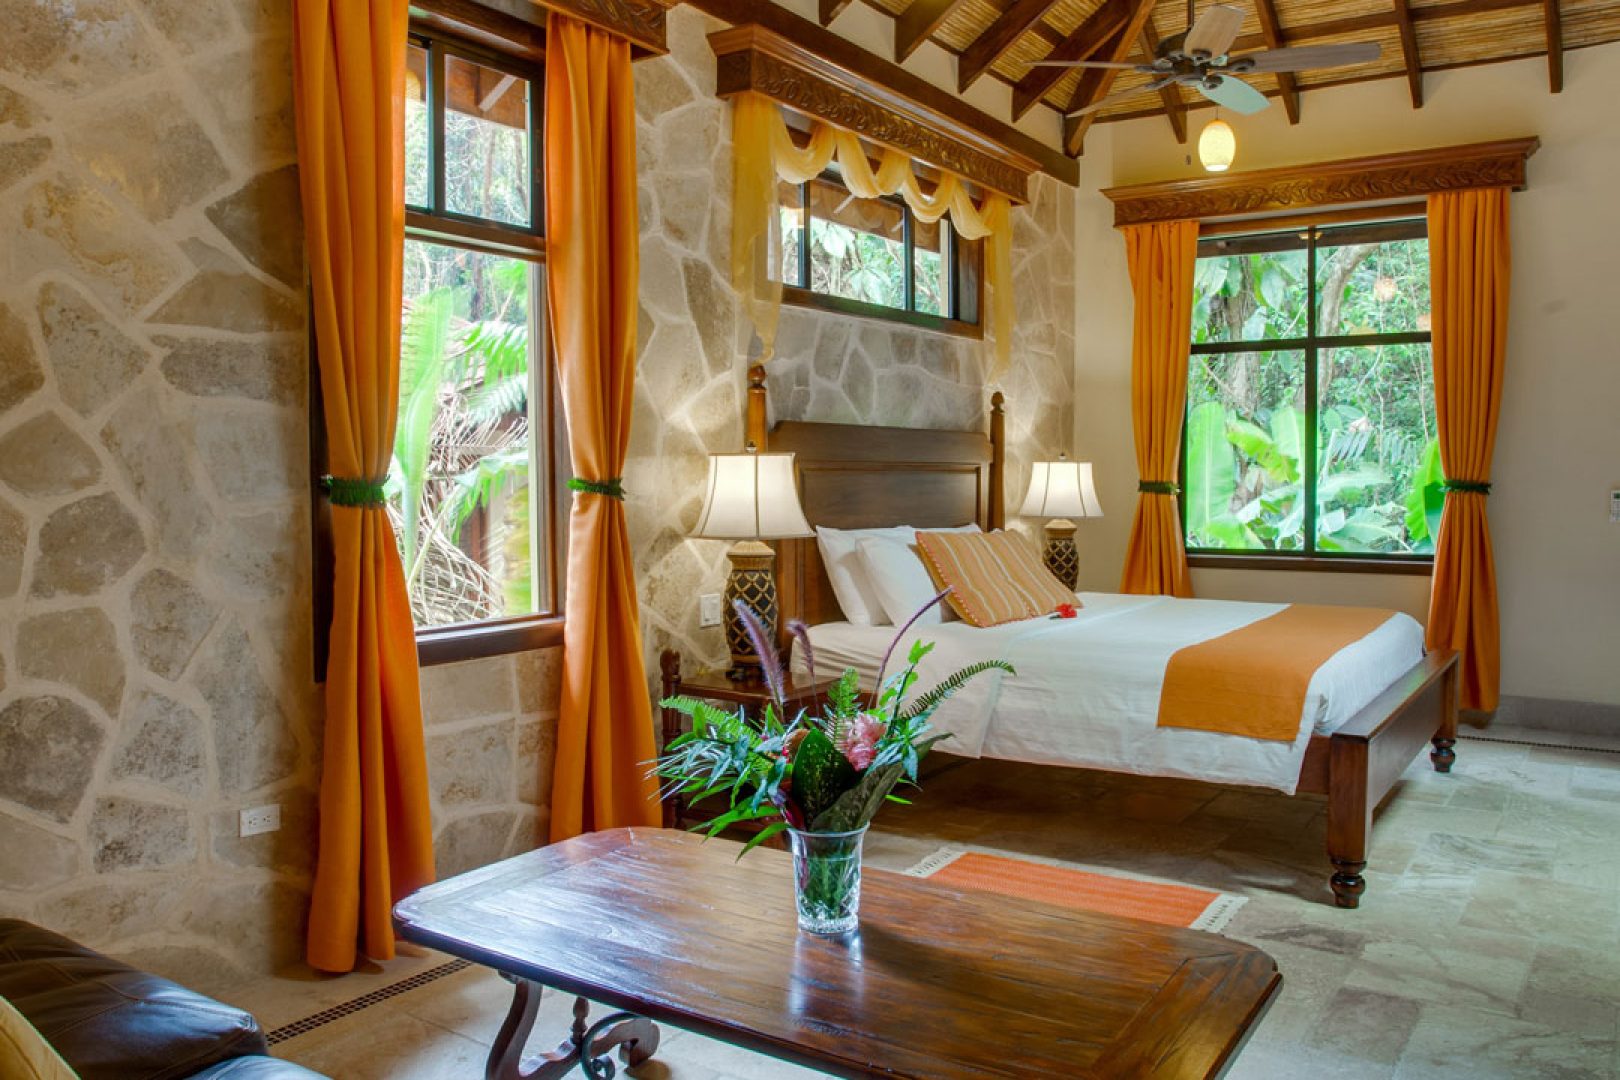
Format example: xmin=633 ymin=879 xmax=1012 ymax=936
xmin=791 ymin=728 xmax=856 ymax=825
xmin=1185 ymin=401 xmax=1233 ymax=535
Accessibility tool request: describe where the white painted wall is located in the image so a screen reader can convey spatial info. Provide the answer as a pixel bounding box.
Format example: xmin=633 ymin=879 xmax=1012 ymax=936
xmin=1071 ymin=44 xmax=1620 ymax=708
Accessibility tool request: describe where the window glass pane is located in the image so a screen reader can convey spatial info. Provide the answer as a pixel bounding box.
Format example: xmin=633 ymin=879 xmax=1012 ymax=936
xmin=1192 ymin=246 xmax=1308 ymax=343
xmin=1185 ymin=350 xmax=1307 ymax=552
xmin=1315 ymin=231 xmax=1430 ymax=336
xmin=808 ymin=175 xmax=906 ymax=310
xmin=397 ymin=239 xmax=540 ymax=627
xmin=913 ymin=216 xmax=950 ymax=316
xmin=443 ymin=54 xmax=530 ymax=226
xmin=405 ymin=44 xmax=429 ymax=209
xmin=778 ymin=180 xmax=805 ymax=287
xmin=1316 ymin=342 xmax=1439 ymax=555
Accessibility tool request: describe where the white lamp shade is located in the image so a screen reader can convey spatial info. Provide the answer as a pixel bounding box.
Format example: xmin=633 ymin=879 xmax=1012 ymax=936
xmin=691 ymin=452 xmax=814 ymax=540
xmin=1198 ymin=118 xmax=1236 ymax=173
xmin=1019 ymin=460 xmax=1103 ymax=520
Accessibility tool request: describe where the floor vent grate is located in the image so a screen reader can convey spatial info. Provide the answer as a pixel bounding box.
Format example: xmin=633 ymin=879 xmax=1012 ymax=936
xmin=266 ymin=958 xmax=473 ymax=1045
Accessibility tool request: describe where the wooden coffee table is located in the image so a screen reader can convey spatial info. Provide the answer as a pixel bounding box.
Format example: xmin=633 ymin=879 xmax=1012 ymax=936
xmin=393 ymin=828 xmax=1280 ymax=1079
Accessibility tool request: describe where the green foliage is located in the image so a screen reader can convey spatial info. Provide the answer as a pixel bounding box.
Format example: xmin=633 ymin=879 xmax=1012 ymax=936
xmin=652 ymin=596 xmax=1014 ymax=847
xmin=791 ymin=728 xmax=857 ymax=824
xmin=1186 ymin=233 xmax=1436 ymax=556
xmin=1403 ymin=438 xmax=1446 ymax=554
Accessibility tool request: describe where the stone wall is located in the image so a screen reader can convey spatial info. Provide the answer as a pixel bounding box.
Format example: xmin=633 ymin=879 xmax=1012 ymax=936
xmin=0 ymin=2 xmax=1076 ymax=978
xmin=0 ymin=0 xmax=315 ymax=989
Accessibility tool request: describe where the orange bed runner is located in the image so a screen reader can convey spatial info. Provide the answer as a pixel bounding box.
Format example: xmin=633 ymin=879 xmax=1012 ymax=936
xmin=1157 ymin=604 xmax=1398 ymax=742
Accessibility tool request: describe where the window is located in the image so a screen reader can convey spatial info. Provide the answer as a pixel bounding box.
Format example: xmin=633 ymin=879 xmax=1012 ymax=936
xmin=1184 ymin=220 xmax=1437 ymax=565
xmin=778 ymin=164 xmax=981 ymax=334
xmin=398 ymin=29 xmax=561 ymax=658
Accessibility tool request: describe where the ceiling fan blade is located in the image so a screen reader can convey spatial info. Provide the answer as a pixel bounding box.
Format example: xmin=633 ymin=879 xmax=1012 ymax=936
xmin=1195 ymin=73 xmax=1270 ymax=114
xmin=1025 ymin=60 xmax=1145 ymax=69
xmin=1227 ymin=42 xmax=1382 ymax=73
xmin=1066 ymin=77 xmax=1177 ymax=117
xmin=1183 ymin=4 xmax=1245 ymax=58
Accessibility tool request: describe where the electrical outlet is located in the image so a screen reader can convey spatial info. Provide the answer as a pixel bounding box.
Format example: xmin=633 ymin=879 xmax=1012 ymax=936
xmin=699 ymin=593 xmax=723 ymax=628
xmin=239 ymin=804 xmax=281 ymax=838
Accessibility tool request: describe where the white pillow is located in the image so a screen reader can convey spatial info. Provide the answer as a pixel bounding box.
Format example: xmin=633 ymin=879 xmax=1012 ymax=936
xmin=857 ymin=536 xmax=949 ymax=628
xmin=815 ymin=523 xmax=980 ymax=625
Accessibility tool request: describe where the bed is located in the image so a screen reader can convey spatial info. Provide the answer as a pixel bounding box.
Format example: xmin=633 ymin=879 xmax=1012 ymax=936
xmin=661 ymin=368 xmax=1458 ymax=908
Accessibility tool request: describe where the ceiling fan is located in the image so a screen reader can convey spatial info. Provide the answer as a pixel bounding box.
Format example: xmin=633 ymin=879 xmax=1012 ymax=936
xmin=1029 ymin=0 xmax=1381 ymax=117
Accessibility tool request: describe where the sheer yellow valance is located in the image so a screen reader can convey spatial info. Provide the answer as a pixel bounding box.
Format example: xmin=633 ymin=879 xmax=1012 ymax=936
xmin=730 ymin=91 xmax=1013 ymax=375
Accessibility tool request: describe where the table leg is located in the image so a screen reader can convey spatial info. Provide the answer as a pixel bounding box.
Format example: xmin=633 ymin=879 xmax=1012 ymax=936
xmin=485 ymin=975 xmax=660 ymax=1080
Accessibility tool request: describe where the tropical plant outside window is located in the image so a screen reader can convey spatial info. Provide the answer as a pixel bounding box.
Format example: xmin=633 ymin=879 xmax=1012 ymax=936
xmin=1185 ymin=221 xmax=1440 ymax=560
xmin=398 ymin=32 xmax=552 ymax=632
xmin=777 ymin=165 xmax=979 ymax=329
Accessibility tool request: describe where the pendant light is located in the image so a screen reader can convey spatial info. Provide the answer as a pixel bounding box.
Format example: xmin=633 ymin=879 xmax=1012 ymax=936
xmin=1198 ymin=113 xmax=1236 ymax=173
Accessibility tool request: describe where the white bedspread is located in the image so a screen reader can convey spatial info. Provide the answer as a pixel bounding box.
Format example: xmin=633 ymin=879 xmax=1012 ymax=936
xmin=790 ymin=592 xmax=1425 ymax=794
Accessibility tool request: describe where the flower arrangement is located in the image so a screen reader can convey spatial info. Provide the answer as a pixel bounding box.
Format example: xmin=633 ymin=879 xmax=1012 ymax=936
xmin=656 ymin=590 xmax=1013 ymax=847
xmin=654 ymin=591 xmax=1013 ymax=932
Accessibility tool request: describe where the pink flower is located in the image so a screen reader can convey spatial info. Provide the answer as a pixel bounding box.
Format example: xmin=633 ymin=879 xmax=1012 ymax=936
xmin=838 ymin=712 xmax=888 ymax=771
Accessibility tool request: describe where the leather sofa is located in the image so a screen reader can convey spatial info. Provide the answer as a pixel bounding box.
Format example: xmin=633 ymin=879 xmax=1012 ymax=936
xmin=0 ymin=919 xmax=326 ymax=1079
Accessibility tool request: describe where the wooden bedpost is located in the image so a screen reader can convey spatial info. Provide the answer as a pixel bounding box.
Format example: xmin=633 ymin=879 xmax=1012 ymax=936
xmin=1326 ymin=735 xmax=1370 ymax=908
xmin=988 ymin=391 xmax=1005 ymax=529
xmin=747 ymin=364 xmax=768 ymax=451
xmin=658 ymin=649 xmax=682 ymax=829
xmin=1430 ymin=657 xmax=1459 ymax=772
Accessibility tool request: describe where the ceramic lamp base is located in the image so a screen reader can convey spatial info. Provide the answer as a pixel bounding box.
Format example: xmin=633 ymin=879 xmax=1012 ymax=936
xmin=1042 ymin=520 xmax=1079 ymax=591
xmin=723 ymin=540 xmax=778 ymax=681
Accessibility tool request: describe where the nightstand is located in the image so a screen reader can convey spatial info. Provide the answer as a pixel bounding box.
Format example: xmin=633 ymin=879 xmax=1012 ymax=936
xmin=656 ymin=649 xmax=837 ymax=831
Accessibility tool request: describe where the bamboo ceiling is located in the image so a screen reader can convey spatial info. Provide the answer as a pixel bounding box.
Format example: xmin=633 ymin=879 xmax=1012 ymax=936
xmin=826 ymin=0 xmax=1619 ymax=152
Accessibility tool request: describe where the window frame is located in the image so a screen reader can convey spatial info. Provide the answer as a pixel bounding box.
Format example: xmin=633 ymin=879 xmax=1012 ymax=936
xmin=779 ymin=165 xmax=984 ymax=340
xmin=312 ymin=23 xmax=564 ymax=678
xmin=1181 ymin=216 xmax=1436 ymax=573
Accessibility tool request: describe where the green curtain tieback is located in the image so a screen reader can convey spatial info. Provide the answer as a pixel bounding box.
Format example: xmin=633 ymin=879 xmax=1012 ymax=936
xmin=322 ymin=474 xmax=389 ymax=507
xmin=1442 ymin=478 xmax=1492 ymax=496
xmin=567 ymin=477 xmax=626 ymax=501
xmin=1138 ymin=481 xmax=1181 ymax=496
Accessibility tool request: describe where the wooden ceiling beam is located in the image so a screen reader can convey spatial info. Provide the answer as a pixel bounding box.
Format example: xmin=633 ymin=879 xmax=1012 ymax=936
xmin=1392 ymin=0 xmax=1425 ymax=106
xmin=1140 ymin=14 xmax=1187 ymax=143
xmin=1062 ymin=0 xmax=1159 ymax=156
xmin=1252 ymin=0 xmax=1300 ymax=124
xmin=1544 ymin=0 xmax=1564 ymax=91
xmin=1009 ymin=0 xmax=1134 ymax=119
xmin=895 ymin=0 xmax=972 ymax=62
xmin=820 ymin=0 xmax=854 ymax=25
xmin=958 ymin=0 xmax=1064 ymax=93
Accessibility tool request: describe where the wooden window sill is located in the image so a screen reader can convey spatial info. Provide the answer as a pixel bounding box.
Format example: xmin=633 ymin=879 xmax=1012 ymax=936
xmin=1188 ymin=554 xmax=1434 ymax=576
xmin=781 ymin=286 xmax=983 ymax=341
xmin=417 ymin=614 xmax=565 ymax=667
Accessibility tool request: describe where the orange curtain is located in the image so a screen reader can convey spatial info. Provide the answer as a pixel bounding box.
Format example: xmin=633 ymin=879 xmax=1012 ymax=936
xmin=1119 ymin=220 xmax=1197 ymax=598
xmin=292 ymin=0 xmax=435 ymax=972
xmin=545 ymin=13 xmax=661 ymax=841
xmin=1426 ymin=188 xmax=1510 ymax=712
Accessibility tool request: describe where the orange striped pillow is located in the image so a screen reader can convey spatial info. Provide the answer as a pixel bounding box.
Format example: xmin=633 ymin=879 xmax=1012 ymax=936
xmin=914 ymin=530 xmax=1076 ymax=627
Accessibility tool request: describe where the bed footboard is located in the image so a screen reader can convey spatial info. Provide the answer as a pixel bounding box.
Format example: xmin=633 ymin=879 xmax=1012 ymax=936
xmin=1322 ymin=649 xmax=1460 ymax=908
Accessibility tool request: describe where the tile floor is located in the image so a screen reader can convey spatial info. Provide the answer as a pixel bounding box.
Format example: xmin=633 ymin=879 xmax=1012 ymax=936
xmin=229 ymin=727 xmax=1620 ymax=1079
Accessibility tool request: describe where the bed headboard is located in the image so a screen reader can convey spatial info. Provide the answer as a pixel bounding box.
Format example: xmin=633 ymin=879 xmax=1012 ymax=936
xmin=742 ymin=366 xmax=1006 ymax=639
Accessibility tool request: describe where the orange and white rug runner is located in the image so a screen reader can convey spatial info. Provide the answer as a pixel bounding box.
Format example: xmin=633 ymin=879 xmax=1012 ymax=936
xmin=902 ymin=846 xmax=1246 ymax=932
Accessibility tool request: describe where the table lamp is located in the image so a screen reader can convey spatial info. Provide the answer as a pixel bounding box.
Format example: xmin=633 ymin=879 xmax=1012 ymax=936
xmin=1019 ymin=456 xmax=1103 ymax=590
xmin=692 ymin=444 xmax=814 ymax=681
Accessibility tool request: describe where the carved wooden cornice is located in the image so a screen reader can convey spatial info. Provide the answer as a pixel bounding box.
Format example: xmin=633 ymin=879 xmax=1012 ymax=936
xmin=708 ymin=24 xmax=1041 ymax=204
xmin=1103 ymin=138 xmax=1541 ymax=227
xmin=417 ymin=0 xmax=675 ymax=57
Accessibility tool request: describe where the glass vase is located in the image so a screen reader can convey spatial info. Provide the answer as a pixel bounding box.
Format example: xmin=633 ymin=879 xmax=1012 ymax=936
xmin=787 ymin=826 xmax=867 ymax=935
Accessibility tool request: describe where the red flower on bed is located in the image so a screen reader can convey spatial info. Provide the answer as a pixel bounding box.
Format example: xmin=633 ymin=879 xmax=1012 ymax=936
xmin=1051 ymin=603 xmax=1079 ymax=620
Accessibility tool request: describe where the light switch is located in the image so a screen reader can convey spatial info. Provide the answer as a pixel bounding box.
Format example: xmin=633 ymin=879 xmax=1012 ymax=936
xmin=1610 ymin=489 xmax=1620 ymax=524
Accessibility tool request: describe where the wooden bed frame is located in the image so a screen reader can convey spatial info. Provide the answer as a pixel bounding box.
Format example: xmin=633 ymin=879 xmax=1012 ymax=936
xmin=700 ymin=367 xmax=1457 ymax=908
